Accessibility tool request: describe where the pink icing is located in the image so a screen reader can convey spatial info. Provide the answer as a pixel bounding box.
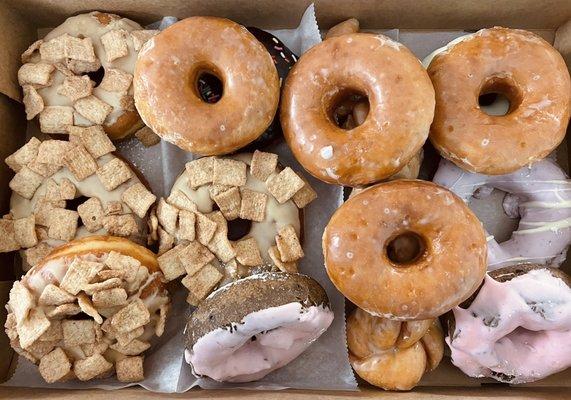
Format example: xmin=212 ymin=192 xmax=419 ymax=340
xmin=447 ymin=269 xmax=571 ymax=383
xmin=433 ymin=158 xmax=571 ymax=270
xmin=186 ymin=302 xmax=334 ymax=382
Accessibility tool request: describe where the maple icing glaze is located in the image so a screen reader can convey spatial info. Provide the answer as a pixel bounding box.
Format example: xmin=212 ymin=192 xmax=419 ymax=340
xmin=281 ymin=33 xmax=435 ymax=187
xmin=134 ymin=17 xmax=279 ymax=155
xmin=427 ymin=27 xmax=571 ymax=175
xmin=447 ymin=268 xmax=571 ymax=383
xmin=35 ymin=12 xmax=144 ymax=140
xmin=433 ymin=158 xmax=571 ymax=270
xmin=170 ymin=153 xmax=301 ymax=264
xmin=323 ymin=180 xmax=487 ymax=320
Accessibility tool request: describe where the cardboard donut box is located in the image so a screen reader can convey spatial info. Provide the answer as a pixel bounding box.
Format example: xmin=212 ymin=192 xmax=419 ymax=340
xmin=1 ymin=0 xmax=571 ymax=398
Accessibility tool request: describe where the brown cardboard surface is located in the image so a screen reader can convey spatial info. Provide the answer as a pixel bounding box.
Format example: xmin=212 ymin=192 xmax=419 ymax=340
xmin=1 ymin=0 xmax=571 ymax=397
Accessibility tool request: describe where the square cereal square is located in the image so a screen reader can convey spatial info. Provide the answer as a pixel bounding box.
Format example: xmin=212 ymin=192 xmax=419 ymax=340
xmin=266 ymin=167 xmax=305 ymax=203
xmin=275 ymin=224 xmax=304 ymax=262
xmin=9 ymin=281 xmax=34 ymax=325
xmin=177 ymin=210 xmax=195 ymax=241
xmin=99 ymin=68 xmax=132 ymax=92
xmin=59 ymin=178 xmax=76 ymax=200
xmin=109 ymin=338 xmax=150 ymax=356
xmin=116 ymin=356 xmax=144 ymax=382
xmin=48 ymin=208 xmax=78 ymax=241
xmin=36 ymin=140 xmax=70 ymax=166
xmin=39 ymin=36 xmax=65 ymax=62
xmin=6 ymin=137 xmax=41 ymax=171
xmin=105 ymin=201 xmax=123 ymax=215
xmin=292 ymin=181 xmax=317 ymax=208
xmin=158 ymin=227 xmax=174 ymax=255
xmin=102 ymin=214 xmax=138 ymax=237
xmin=157 ymin=244 xmax=186 ymax=281
xmin=64 ymin=36 xmax=96 ymax=62
xmin=9 ymin=166 xmax=44 ymax=199
xmin=64 ymin=145 xmax=98 ymax=181
xmin=234 ymin=237 xmax=263 ymax=266
xmin=39 ymin=348 xmax=71 ymax=383
xmin=195 ymin=212 xmax=217 ymax=245
xmin=250 ymin=150 xmax=278 ymax=181
xmin=110 ymin=299 xmax=150 ymax=333
xmin=96 ymin=158 xmax=132 ymax=190
xmin=62 ymin=320 xmax=95 ymax=347
xmin=211 ymin=186 xmax=241 ymax=220
xmin=74 ymin=354 xmax=113 ymax=381
xmin=268 ymin=245 xmax=298 ymax=273
xmin=156 ymin=198 xmax=178 ymax=234
xmin=239 ymin=188 xmax=267 ymax=222
xmin=185 ymin=157 xmax=215 ymax=189
xmin=77 ymin=197 xmax=104 ymax=232
xmin=122 ymin=183 xmax=156 ymax=218
xmin=131 ymin=30 xmax=159 ymax=51
xmin=105 ymin=251 xmax=140 ymax=282
xmin=213 ymin=158 xmax=247 ymax=186
xmin=27 ymin=158 xmax=62 ymax=178
xmin=38 ymin=284 xmax=75 ymax=306
xmin=39 ymin=106 xmax=73 ymax=134
xmin=17 ymin=308 xmax=51 ymax=350
xmin=74 ymin=95 xmax=112 ymax=125
xmin=92 ymin=288 xmax=127 ymax=308
xmin=100 ymin=29 xmax=129 ymax=62
xmin=60 ymin=258 xmax=104 ymax=295
xmin=134 ymin=126 xmax=160 ymax=147
xmin=14 ymin=215 xmax=37 ymax=248
xmin=182 ymin=264 xmax=222 ymax=302
xmin=18 ymin=63 xmax=54 ymax=86
xmin=68 ymin=125 xmax=115 ymax=158
xmin=57 ymin=75 xmax=93 ymax=101
xmin=178 ymin=241 xmax=215 ymax=276
xmin=23 ymin=85 xmax=44 ymax=120
xmin=0 ymin=219 xmax=20 ymax=252
xmin=166 ymin=190 xmax=197 ymax=212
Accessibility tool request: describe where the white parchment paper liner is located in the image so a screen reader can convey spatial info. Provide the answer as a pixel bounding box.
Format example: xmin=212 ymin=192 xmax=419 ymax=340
xmin=4 ymin=4 xmax=357 ymax=393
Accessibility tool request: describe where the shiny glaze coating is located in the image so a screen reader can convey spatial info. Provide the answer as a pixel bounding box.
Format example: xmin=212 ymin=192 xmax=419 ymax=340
xmin=323 ymin=180 xmax=487 ymax=319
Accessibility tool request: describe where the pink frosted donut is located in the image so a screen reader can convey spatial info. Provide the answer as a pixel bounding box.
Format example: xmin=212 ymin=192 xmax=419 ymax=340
xmin=433 ymin=157 xmax=571 ymax=270
xmin=447 ymin=265 xmax=571 ymax=384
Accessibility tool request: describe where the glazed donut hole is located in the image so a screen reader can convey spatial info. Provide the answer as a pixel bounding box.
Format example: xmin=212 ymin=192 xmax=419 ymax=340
xmin=191 ymin=64 xmax=224 ymax=104
xmin=477 ymin=75 xmax=523 ymax=117
xmin=385 ymin=231 xmax=427 ymax=266
xmin=328 ymin=88 xmax=370 ymax=130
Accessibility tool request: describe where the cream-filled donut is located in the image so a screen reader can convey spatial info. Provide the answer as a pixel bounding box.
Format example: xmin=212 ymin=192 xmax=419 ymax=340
xmin=433 ymin=158 xmax=571 ymax=270
xmin=155 ymin=151 xmax=316 ymax=305
xmin=5 ymin=236 xmax=170 ymax=383
xmin=18 ymin=12 xmax=158 ymax=140
xmin=185 ymin=272 xmax=333 ymax=382
xmin=447 ymin=265 xmax=571 ymax=383
xmin=4 ymin=135 xmax=156 ymax=270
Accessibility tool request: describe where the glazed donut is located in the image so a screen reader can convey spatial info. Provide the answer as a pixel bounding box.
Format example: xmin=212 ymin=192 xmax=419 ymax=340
xmin=185 ymin=272 xmax=333 ymax=382
xmin=323 ymin=180 xmax=487 ymax=320
xmin=347 ymin=308 xmax=444 ymax=390
xmin=5 ymin=136 xmax=155 ymax=270
xmin=18 ymin=12 xmax=158 ymax=140
xmin=447 ymin=265 xmax=571 ymax=383
xmin=426 ymin=27 xmax=571 ymax=175
xmin=4 ymin=236 xmax=170 ymax=383
xmin=433 ymin=157 xmax=571 ymax=270
xmin=154 ymin=151 xmax=316 ymax=305
xmin=281 ymin=33 xmax=435 ymax=187
xmin=134 ymin=17 xmax=280 ymax=155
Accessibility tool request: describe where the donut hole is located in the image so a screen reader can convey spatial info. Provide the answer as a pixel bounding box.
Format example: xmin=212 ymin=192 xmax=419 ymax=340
xmin=328 ymin=89 xmax=370 ymax=130
xmin=87 ymin=66 xmax=105 ymax=87
xmin=66 ymin=195 xmax=89 ymax=212
xmin=386 ymin=232 xmax=427 ymax=266
xmin=195 ymin=71 xmax=223 ymax=104
xmin=469 ymin=189 xmax=520 ymax=243
xmin=227 ymin=218 xmax=253 ymax=241
xmin=478 ymin=76 xmax=522 ymax=116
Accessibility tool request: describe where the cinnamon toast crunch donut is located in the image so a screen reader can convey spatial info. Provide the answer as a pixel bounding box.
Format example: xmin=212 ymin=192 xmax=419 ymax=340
xmin=281 ymin=33 xmax=435 ymax=187
xmin=134 ymin=17 xmax=280 ymax=155
xmin=324 ymin=180 xmax=487 ymax=319
xmin=427 ymin=27 xmax=571 ymax=174
xmin=18 ymin=12 xmax=158 ymax=140
xmin=4 ymin=236 xmax=170 ymax=383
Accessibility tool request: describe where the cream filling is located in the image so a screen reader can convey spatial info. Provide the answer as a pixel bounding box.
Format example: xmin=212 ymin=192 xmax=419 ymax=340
xmin=186 ymin=302 xmax=334 ymax=382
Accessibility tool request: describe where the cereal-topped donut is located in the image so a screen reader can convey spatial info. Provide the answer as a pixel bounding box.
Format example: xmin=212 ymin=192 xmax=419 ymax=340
xmin=134 ymin=17 xmax=280 ymax=155
xmin=447 ymin=265 xmax=571 ymax=383
xmin=18 ymin=11 xmax=159 ymax=140
xmin=281 ymin=33 xmax=435 ymax=187
xmin=153 ymin=151 xmax=317 ymax=305
xmin=2 ymin=130 xmax=156 ymax=270
xmin=433 ymin=157 xmax=571 ymax=270
xmin=427 ymin=27 xmax=571 ymax=174
xmin=4 ymin=236 xmax=170 ymax=383
xmin=323 ymin=180 xmax=487 ymax=320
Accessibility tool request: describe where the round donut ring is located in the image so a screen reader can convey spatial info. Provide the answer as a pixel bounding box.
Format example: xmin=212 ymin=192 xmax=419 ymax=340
xmin=134 ymin=17 xmax=280 ymax=155
xmin=323 ymin=180 xmax=487 ymax=320
xmin=281 ymin=33 xmax=435 ymax=187
xmin=433 ymin=157 xmax=571 ymax=270
xmin=427 ymin=27 xmax=571 ymax=175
